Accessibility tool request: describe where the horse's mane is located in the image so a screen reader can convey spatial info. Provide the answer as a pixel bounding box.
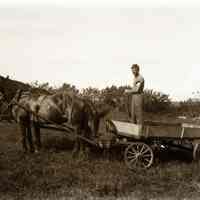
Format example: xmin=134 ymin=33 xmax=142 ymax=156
xmin=30 ymin=88 xmax=52 ymax=96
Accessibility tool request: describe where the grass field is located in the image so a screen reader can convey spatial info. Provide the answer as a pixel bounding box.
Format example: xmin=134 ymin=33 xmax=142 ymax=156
xmin=1 ymin=115 xmax=200 ymax=200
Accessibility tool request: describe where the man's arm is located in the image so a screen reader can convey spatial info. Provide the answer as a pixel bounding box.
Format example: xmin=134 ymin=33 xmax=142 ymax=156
xmin=125 ymin=81 xmax=143 ymax=94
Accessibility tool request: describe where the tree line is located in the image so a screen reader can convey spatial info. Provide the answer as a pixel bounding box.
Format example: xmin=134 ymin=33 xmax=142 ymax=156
xmin=0 ymin=75 xmax=199 ymax=116
xmin=30 ymin=81 xmax=172 ymax=114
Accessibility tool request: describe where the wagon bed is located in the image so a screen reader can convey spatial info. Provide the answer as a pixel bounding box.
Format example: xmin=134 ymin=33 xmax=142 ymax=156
xmin=109 ymin=120 xmax=200 ymax=139
xmin=106 ymin=119 xmax=200 ymax=170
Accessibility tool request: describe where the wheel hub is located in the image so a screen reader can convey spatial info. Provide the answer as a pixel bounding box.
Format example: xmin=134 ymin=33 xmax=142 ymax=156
xmin=135 ymin=152 xmax=142 ymax=158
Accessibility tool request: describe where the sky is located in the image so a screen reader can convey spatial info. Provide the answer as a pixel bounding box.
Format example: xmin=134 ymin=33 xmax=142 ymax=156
xmin=0 ymin=0 xmax=200 ymax=101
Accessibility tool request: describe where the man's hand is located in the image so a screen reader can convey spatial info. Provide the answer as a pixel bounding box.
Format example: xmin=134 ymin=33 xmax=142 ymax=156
xmin=125 ymin=89 xmax=131 ymax=94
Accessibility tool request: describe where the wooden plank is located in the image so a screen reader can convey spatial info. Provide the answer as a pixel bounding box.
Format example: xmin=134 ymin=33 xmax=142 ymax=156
xmin=111 ymin=120 xmax=142 ymax=138
xmin=182 ymin=123 xmax=200 ymax=129
xmin=144 ymin=125 xmax=182 ymax=138
xmin=112 ymin=119 xmax=200 ymax=139
xmin=144 ymin=120 xmax=181 ymax=127
xmin=182 ymin=127 xmax=200 ymax=138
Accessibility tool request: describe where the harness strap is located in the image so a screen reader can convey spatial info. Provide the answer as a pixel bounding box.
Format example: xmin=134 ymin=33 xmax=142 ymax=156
xmin=63 ymin=93 xmax=75 ymax=124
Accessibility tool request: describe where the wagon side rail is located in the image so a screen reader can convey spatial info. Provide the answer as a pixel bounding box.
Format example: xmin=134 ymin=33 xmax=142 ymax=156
xmin=106 ymin=119 xmax=143 ymax=139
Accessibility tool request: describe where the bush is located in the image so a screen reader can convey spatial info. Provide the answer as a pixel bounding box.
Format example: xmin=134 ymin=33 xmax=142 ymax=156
xmin=177 ymin=99 xmax=200 ymax=117
xmin=143 ymin=90 xmax=171 ymax=113
xmin=80 ymin=86 xmax=172 ymax=114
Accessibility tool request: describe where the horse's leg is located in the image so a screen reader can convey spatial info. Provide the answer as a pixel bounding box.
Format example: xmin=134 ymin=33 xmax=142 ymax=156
xmin=79 ymin=129 xmax=90 ymax=160
xmin=83 ymin=142 xmax=90 ymax=160
xmin=33 ymin=122 xmax=42 ymax=152
xmin=27 ymin=122 xmax=34 ymax=153
xmin=79 ymin=137 xmax=84 ymax=155
xmin=72 ymin=139 xmax=81 ymax=157
xmin=83 ymin=125 xmax=92 ymax=158
xmin=103 ymin=148 xmax=110 ymax=162
xmin=19 ymin=123 xmax=28 ymax=153
xmin=72 ymin=127 xmax=80 ymax=157
xmin=72 ymin=140 xmax=78 ymax=157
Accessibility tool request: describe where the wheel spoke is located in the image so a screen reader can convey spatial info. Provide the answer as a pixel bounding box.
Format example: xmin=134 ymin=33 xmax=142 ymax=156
xmin=134 ymin=159 xmax=138 ymax=167
xmin=136 ymin=145 xmax=140 ymax=152
xmin=130 ymin=157 xmax=138 ymax=164
xmin=142 ymin=154 xmax=152 ymax=158
xmin=144 ymin=158 xmax=151 ymax=163
xmin=139 ymin=156 xmax=149 ymax=166
xmin=127 ymin=150 xmax=136 ymax=155
xmin=140 ymin=145 xmax=145 ymax=153
xmin=139 ymin=159 xmax=150 ymax=168
xmin=127 ymin=155 xmax=137 ymax=159
xmin=141 ymin=148 xmax=150 ymax=154
xmin=125 ymin=143 xmax=153 ymax=170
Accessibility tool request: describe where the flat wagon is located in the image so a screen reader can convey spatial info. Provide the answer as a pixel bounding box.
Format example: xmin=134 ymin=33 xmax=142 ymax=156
xmin=105 ymin=120 xmax=200 ymax=170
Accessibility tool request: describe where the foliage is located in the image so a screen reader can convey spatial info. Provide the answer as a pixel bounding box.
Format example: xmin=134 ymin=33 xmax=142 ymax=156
xmin=177 ymin=99 xmax=200 ymax=117
xmin=143 ymin=89 xmax=172 ymax=113
xmin=58 ymin=83 xmax=79 ymax=95
xmin=0 ymin=75 xmax=173 ymax=114
xmin=84 ymin=86 xmax=172 ymax=113
xmin=81 ymin=87 xmax=101 ymax=101
xmin=30 ymin=81 xmax=54 ymax=94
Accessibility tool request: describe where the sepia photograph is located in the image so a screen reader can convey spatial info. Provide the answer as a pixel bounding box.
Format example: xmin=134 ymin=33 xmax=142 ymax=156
xmin=1 ymin=0 xmax=200 ymax=199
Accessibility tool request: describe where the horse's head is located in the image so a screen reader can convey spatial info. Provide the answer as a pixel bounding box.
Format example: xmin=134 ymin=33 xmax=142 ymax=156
xmin=58 ymin=94 xmax=100 ymax=137
xmin=83 ymin=97 xmax=119 ymax=138
xmin=94 ymin=97 xmax=122 ymax=148
xmin=60 ymin=93 xmax=119 ymax=139
xmin=80 ymin=99 xmax=99 ymax=137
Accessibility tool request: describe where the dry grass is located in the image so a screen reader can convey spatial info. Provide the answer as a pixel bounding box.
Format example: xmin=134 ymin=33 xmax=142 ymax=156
xmin=1 ymin=120 xmax=200 ymax=200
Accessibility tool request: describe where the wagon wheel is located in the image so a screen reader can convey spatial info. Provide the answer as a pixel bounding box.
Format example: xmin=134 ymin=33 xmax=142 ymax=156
xmin=193 ymin=144 xmax=200 ymax=161
xmin=124 ymin=142 xmax=154 ymax=170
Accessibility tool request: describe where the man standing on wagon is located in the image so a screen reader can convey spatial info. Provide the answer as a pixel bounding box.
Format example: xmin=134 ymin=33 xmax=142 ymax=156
xmin=125 ymin=64 xmax=144 ymax=126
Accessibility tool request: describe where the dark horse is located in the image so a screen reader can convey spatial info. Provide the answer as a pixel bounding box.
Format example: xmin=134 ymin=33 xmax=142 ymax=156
xmin=11 ymin=89 xmax=112 ymax=155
